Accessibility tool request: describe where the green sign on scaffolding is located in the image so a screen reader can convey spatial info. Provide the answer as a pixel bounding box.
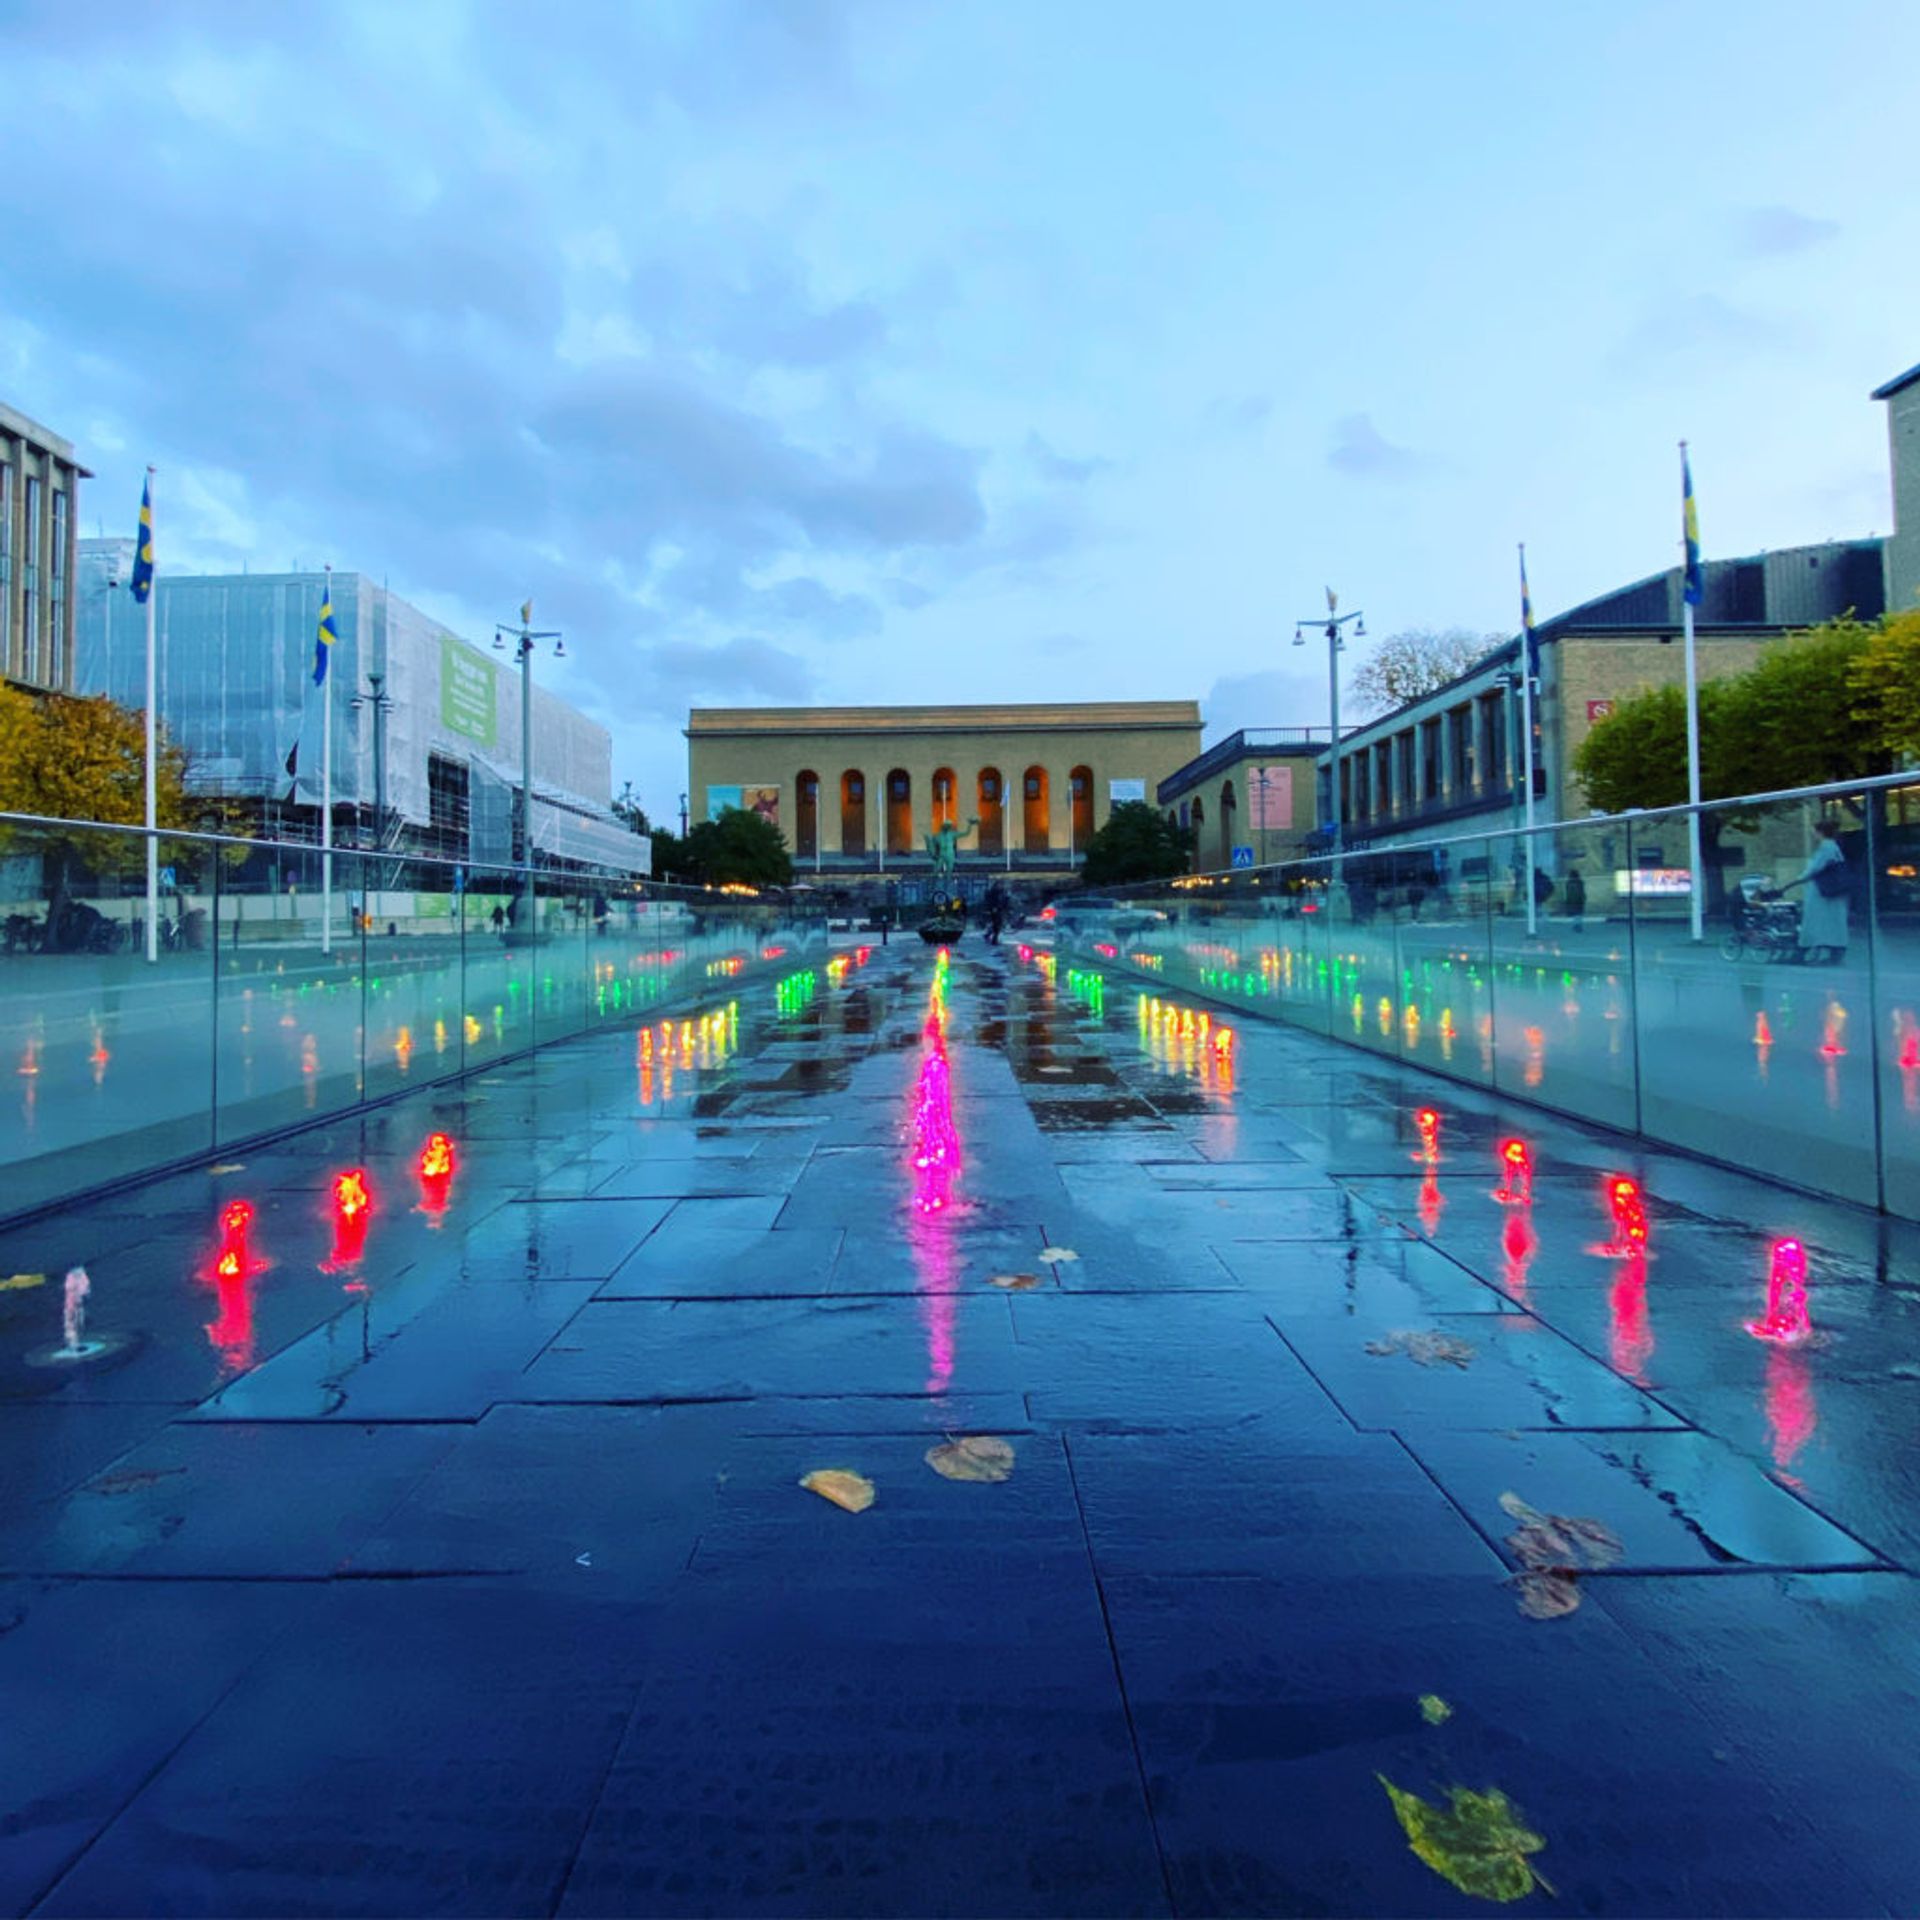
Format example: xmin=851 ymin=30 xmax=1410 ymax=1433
xmin=440 ymin=635 xmax=497 ymax=746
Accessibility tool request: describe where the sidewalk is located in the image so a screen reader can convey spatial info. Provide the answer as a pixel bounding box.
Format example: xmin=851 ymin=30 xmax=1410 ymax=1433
xmin=1 ymin=941 xmax=1916 ymax=1916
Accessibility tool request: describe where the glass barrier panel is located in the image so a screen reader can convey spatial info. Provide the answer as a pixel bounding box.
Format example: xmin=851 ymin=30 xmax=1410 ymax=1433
xmin=214 ymin=842 xmax=366 ymax=1145
xmin=467 ymin=869 xmax=534 ymax=1067
xmin=0 ymin=821 xmax=218 ymax=1209
xmin=1331 ymin=852 xmax=1400 ymax=1063
xmin=1870 ymin=784 xmax=1920 ymax=1218
xmin=1633 ymin=791 xmax=1877 ymax=1206
xmin=361 ymin=854 xmax=465 ymax=1102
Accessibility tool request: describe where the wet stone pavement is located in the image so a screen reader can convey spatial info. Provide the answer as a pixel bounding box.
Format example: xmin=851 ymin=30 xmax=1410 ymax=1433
xmin=3 ymin=940 xmax=1919 ymax=1916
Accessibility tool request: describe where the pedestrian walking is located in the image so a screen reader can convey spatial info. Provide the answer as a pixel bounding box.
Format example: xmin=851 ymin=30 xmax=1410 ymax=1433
xmin=489 ymin=903 xmax=505 ymax=934
xmin=1563 ymin=866 xmax=1587 ymax=932
xmin=1779 ymin=819 xmax=1851 ymax=964
xmin=984 ymin=882 xmax=1006 ymax=946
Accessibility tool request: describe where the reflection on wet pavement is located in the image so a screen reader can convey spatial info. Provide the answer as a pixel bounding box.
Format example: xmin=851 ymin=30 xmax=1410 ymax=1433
xmin=2 ymin=936 xmax=1918 ymax=1915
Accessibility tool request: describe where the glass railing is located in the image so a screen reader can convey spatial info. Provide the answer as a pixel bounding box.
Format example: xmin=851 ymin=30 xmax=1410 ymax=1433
xmin=1059 ymin=774 xmax=1920 ymax=1219
xmin=0 ymin=815 xmax=816 ymax=1219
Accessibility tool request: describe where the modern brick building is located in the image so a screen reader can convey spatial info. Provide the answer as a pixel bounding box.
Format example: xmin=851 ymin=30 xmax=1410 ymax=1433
xmin=1875 ymin=358 xmax=1920 ymax=615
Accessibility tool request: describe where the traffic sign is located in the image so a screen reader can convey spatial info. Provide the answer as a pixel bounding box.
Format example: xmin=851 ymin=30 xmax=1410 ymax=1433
xmin=1230 ymin=845 xmax=1255 ymax=869
xmin=159 ymin=865 xmax=176 ymax=889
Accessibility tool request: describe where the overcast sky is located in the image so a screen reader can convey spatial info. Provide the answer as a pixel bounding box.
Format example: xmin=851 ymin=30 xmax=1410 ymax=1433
xmin=3 ymin=0 xmax=1912 ymax=819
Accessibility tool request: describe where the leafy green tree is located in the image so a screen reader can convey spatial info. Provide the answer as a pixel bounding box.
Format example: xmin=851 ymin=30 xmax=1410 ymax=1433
xmin=647 ymin=826 xmax=688 ymax=882
xmin=1849 ymin=609 xmax=1920 ymax=763
xmin=681 ymin=806 xmax=793 ymax=886
xmin=1080 ymin=800 xmax=1191 ymax=885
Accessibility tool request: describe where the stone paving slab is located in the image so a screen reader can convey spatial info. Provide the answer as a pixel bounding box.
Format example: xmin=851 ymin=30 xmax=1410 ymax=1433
xmin=1102 ymin=1570 xmax=1885 ymax=1918
xmin=5 ymin=939 xmax=1920 ymax=1915
xmin=1404 ymin=1428 xmax=1887 ymax=1572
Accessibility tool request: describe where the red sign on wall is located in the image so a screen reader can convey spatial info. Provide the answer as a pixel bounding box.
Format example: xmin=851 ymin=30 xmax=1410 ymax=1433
xmin=1586 ymin=700 xmax=1616 ymax=723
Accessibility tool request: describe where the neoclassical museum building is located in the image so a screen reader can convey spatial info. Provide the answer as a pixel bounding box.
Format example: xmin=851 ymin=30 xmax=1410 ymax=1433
xmin=686 ymin=701 xmax=1202 ymax=875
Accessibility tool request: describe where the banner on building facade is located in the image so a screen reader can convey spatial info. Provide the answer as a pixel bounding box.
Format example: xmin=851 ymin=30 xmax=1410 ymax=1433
xmin=707 ymin=783 xmax=780 ymax=827
xmin=439 ymin=635 xmax=498 ymax=747
xmin=1108 ymin=777 xmax=1147 ymax=803
xmin=1250 ymin=764 xmax=1293 ymax=829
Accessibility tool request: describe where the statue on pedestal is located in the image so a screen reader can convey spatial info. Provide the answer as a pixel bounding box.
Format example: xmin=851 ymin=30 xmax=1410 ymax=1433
xmin=923 ymin=816 xmax=980 ymax=884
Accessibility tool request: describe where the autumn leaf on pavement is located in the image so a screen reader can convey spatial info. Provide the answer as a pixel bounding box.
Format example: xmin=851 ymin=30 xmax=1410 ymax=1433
xmin=1418 ymin=1694 xmax=1453 ymax=1725
xmin=1366 ymin=1328 xmax=1476 ymax=1368
xmin=990 ymin=1272 xmax=1043 ymax=1290
xmin=1037 ymin=1245 xmax=1080 ymax=1263
xmin=1499 ymin=1490 xmax=1622 ymax=1621
xmin=800 ymin=1468 xmax=875 ymax=1513
xmin=925 ymin=1435 xmax=1017 ymax=1482
xmin=1378 ymin=1776 xmax=1554 ymax=1902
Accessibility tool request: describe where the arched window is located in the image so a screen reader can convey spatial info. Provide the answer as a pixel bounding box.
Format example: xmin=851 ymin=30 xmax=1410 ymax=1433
xmin=931 ymin=767 xmax=957 ymax=833
xmin=885 ymin=768 xmax=912 ymax=855
xmin=1220 ymin=779 xmax=1237 ymax=868
xmin=1179 ymin=800 xmax=1190 ymax=832
xmin=795 ymin=770 xmax=819 ymax=859
xmin=840 ymin=770 xmax=866 ymax=857
xmin=1069 ymin=764 xmax=1094 ymax=852
xmin=1022 ymin=765 xmax=1050 ymax=854
xmin=977 ymin=768 xmax=1004 ymax=856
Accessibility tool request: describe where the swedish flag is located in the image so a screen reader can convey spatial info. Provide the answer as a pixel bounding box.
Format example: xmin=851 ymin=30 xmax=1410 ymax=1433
xmin=129 ymin=475 xmax=154 ymax=604
xmin=312 ymin=583 xmax=338 ymax=686
xmin=1519 ymin=544 xmax=1539 ymax=685
xmin=1682 ymin=447 xmax=1704 ymax=607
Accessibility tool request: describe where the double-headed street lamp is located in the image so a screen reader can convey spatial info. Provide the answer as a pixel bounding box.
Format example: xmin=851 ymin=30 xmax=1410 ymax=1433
xmin=494 ymin=601 xmax=565 ymax=931
xmin=348 ymin=671 xmax=394 ymax=878
xmin=1294 ymin=588 xmax=1365 ymax=881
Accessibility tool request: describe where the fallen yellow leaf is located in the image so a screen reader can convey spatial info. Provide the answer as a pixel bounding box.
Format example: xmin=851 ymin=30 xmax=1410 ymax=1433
xmin=1379 ymin=1776 xmax=1552 ymax=1902
xmin=989 ymin=1272 xmax=1043 ymax=1290
xmin=207 ymin=1163 xmax=246 ymax=1175
xmin=925 ymin=1435 xmax=1016 ymax=1483
xmin=0 ymin=1273 xmax=47 ymax=1292
xmin=800 ymin=1468 xmax=875 ymax=1513
xmin=1037 ymin=1245 xmax=1079 ymax=1263
xmin=1418 ymin=1694 xmax=1453 ymax=1725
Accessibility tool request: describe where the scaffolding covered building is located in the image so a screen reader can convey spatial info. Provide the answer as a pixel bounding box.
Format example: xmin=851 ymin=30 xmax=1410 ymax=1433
xmin=75 ymin=549 xmax=647 ymax=874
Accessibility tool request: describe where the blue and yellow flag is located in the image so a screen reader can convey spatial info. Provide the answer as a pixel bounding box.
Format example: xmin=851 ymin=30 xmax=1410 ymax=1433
xmin=129 ymin=475 xmax=154 ymax=605
xmin=1519 ymin=544 xmax=1539 ymax=685
xmin=1682 ymin=447 xmax=1704 ymax=608
xmin=312 ymin=582 xmax=337 ymax=686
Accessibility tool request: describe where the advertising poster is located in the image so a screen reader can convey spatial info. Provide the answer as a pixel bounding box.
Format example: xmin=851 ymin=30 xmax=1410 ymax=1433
xmin=706 ymin=785 xmax=743 ymax=821
xmin=1250 ymin=765 xmax=1293 ymax=830
xmin=440 ymin=635 xmax=498 ymax=747
xmin=742 ymin=784 xmax=781 ymax=829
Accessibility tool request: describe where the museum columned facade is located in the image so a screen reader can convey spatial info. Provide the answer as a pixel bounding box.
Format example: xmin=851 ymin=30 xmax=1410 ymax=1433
xmin=686 ymin=701 xmax=1203 ymax=876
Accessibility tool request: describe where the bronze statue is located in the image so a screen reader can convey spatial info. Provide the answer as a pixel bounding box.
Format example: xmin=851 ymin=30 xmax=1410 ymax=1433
xmin=923 ymin=816 xmax=979 ymax=882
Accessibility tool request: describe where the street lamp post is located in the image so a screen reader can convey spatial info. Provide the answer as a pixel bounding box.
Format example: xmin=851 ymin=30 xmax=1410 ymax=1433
xmin=1294 ymin=589 xmax=1365 ymax=886
xmin=494 ymin=601 xmax=565 ymax=936
xmin=349 ymin=670 xmax=395 ymax=887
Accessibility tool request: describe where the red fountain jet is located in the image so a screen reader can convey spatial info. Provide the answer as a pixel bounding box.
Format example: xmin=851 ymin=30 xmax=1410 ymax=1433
xmin=1605 ymin=1175 xmax=1649 ymax=1253
xmin=1413 ymin=1107 xmax=1441 ymax=1164
xmin=1747 ymin=1237 xmax=1812 ymax=1345
xmin=417 ymin=1132 xmax=457 ymax=1224
xmin=326 ymin=1168 xmax=374 ymax=1273
xmin=1494 ymin=1137 xmax=1533 ymax=1206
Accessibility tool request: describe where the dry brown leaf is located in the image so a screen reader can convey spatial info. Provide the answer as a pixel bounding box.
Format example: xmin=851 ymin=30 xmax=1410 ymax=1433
xmin=1512 ymin=1569 xmax=1583 ymax=1619
xmin=799 ymin=1468 xmax=875 ymax=1513
xmin=1038 ymin=1245 xmax=1080 ymax=1263
xmin=1366 ymin=1329 xmax=1476 ymax=1369
xmin=925 ymin=1435 xmax=1016 ymax=1483
xmin=989 ymin=1272 xmax=1043 ymax=1291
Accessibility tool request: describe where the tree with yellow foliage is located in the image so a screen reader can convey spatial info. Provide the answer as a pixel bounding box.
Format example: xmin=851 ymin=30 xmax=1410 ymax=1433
xmin=1849 ymin=609 xmax=1920 ymax=765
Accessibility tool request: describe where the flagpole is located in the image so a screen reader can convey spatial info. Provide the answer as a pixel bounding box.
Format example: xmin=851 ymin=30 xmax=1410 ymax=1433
xmin=143 ymin=468 xmax=159 ymax=965
xmin=1519 ymin=543 xmax=1538 ymax=938
xmin=321 ymin=564 xmax=333 ymax=956
xmin=1680 ymin=442 xmax=1704 ymax=942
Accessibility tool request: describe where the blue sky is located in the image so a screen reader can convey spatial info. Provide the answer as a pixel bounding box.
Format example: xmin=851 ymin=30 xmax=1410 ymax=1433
xmin=2 ymin=0 xmax=1912 ymax=819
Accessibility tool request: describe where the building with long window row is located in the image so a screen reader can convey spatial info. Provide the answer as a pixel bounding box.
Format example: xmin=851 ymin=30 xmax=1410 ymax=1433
xmin=0 ymin=400 xmax=87 ymax=694
xmin=687 ymin=702 xmax=1203 ymax=877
